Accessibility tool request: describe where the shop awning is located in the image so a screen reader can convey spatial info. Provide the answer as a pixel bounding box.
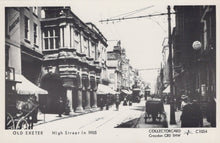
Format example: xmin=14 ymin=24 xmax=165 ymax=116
xmin=163 ymin=85 xmax=170 ymax=93
xmin=97 ymin=84 xmax=117 ymax=95
xmin=15 ymin=74 xmax=48 ymax=95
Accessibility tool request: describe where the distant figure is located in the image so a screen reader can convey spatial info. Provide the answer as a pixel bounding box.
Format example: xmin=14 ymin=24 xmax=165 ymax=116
xmin=123 ymin=97 xmax=127 ymax=106
xmin=58 ymin=97 xmax=63 ymax=117
xmin=100 ymin=98 xmax=104 ymax=110
xmin=115 ymin=94 xmax=120 ymax=111
xmin=180 ymin=98 xmax=203 ymax=127
xmin=106 ymin=96 xmax=109 ymax=110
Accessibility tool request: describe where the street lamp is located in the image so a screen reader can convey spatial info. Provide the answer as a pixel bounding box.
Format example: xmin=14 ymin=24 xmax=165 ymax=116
xmin=192 ymin=40 xmax=202 ymax=99
xmin=192 ymin=41 xmax=202 ymax=50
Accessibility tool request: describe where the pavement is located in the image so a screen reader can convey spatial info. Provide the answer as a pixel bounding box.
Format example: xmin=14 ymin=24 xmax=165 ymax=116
xmin=34 ymin=107 xmax=101 ymax=127
xmin=34 ymin=98 xmax=212 ymax=129
xmin=34 ymin=100 xmax=146 ymax=129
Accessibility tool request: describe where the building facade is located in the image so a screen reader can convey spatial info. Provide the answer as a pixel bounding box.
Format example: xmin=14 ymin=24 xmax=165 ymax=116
xmin=5 ymin=7 xmax=109 ymax=116
xmin=107 ymin=41 xmax=123 ymax=92
xmin=172 ymin=6 xmax=216 ymax=124
xmin=39 ymin=7 xmax=108 ymax=114
xmin=5 ymin=7 xmax=43 ymax=79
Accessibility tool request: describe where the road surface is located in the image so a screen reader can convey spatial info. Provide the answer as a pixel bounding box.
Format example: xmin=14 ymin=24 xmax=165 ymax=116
xmin=34 ymin=99 xmax=167 ymax=130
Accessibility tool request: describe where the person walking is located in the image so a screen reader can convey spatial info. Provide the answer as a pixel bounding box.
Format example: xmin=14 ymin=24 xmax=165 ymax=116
xmin=180 ymin=96 xmax=188 ymax=111
xmin=106 ymin=95 xmax=109 ymax=110
xmin=100 ymin=98 xmax=104 ymax=110
xmin=58 ymin=97 xmax=63 ymax=117
xmin=180 ymin=98 xmax=203 ymax=127
xmin=115 ymin=94 xmax=120 ymax=111
xmin=191 ymin=99 xmax=203 ymax=127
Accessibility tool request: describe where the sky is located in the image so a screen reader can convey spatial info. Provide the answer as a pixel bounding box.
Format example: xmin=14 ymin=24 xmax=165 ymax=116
xmin=70 ymin=1 xmax=175 ymax=93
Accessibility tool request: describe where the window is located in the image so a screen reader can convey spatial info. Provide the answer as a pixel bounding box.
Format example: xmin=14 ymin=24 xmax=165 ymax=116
xmin=34 ymin=23 xmax=38 ymax=46
xmin=43 ymin=28 xmax=59 ymax=50
xmin=74 ymin=31 xmax=80 ymax=52
xmin=24 ymin=16 xmax=30 ymax=41
xmin=91 ymin=43 xmax=95 ymax=59
xmin=83 ymin=37 xmax=88 ymax=55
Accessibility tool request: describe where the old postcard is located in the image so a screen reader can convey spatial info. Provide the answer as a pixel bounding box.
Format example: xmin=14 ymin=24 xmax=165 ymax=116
xmin=0 ymin=0 xmax=219 ymax=143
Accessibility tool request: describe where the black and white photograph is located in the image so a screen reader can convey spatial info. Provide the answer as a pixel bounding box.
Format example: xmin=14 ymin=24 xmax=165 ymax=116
xmin=1 ymin=0 xmax=219 ymax=143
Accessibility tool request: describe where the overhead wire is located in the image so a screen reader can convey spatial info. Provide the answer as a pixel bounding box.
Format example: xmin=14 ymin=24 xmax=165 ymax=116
xmin=109 ymin=5 xmax=154 ymax=19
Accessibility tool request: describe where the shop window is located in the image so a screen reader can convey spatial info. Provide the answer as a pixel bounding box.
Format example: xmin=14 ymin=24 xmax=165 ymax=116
xmin=43 ymin=28 xmax=60 ymax=50
xmin=24 ymin=16 xmax=30 ymax=42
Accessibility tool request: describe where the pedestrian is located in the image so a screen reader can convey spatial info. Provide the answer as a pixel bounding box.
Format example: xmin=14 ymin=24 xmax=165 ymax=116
xmin=180 ymin=96 xmax=187 ymax=111
xmin=100 ymin=98 xmax=104 ymax=110
xmin=115 ymin=94 xmax=120 ymax=111
xmin=180 ymin=98 xmax=203 ymax=127
xmin=123 ymin=97 xmax=127 ymax=106
xmin=191 ymin=99 xmax=203 ymax=127
xmin=58 ymin=97 xmax=63 ymax=117
xmin=106 ymin=96 xmax=109 ymax=110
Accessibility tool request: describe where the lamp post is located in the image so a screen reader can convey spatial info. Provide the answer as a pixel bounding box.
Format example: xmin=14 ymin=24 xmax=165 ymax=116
xmin=192 ymin=40 xmax=202 ymax=101
xmin=168 ymin=5 xmax=176 ymax=124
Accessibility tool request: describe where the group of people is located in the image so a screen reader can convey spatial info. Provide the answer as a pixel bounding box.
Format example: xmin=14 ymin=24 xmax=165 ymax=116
xmin=100 ymin=94 xmax=121 ymax=111
xmin=179 ymin=95 xmax=216 ymax=127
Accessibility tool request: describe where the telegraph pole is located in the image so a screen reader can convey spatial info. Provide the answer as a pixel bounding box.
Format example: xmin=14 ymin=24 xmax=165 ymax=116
xmin=99 ymin=6 xmax=177 ymax=124
xmin=167 ymin=5 xmax=176 ymax=124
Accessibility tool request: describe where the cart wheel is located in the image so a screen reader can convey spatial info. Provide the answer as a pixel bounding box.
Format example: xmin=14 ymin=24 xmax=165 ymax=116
xmin=6 ymin=113 xmax=15 ymax=129
xmin=16 ymin=118 xmax=28 ymax=129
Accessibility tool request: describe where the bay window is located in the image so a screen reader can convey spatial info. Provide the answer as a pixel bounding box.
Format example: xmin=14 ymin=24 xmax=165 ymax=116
xmin=43 ymin=28 xmax=59 ymax=50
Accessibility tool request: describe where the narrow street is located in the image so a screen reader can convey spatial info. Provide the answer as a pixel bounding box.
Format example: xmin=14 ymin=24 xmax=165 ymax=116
xmin=34 ymin=99 xmax=167 ymax=130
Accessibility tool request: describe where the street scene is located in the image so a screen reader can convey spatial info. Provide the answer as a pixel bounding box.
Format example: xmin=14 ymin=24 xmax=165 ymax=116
xmin=5 ymin=4 xmax=216 ymax=130
xmin=34 ymin=98 xmax=169 ymax=130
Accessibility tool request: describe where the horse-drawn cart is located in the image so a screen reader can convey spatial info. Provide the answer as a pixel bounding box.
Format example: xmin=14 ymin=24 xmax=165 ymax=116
xmin=6 ymin=68 xmax=47 ymax=130
xmin=144 ymin=98 xmax=166 ymax=123
xmin=6 ymin=94 xmax=39 ymax=129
